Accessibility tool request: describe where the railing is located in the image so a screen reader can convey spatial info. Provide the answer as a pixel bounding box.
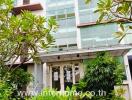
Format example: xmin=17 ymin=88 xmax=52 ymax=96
xmin=47 ymin=44 xmax=78 ymax=53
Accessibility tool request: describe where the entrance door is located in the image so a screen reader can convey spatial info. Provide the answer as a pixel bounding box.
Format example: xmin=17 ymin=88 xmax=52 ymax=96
xmin=64 ymin=65 xmax=73 ymax=90
xmin=50 ymin=63 xmax=80 ymax=91
xmin=52 ymin=66 xmax=60 ymax=91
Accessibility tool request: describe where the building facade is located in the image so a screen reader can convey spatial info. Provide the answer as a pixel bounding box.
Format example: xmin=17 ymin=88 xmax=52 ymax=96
xmin=13 ymin=0 xmax=132 ymax=99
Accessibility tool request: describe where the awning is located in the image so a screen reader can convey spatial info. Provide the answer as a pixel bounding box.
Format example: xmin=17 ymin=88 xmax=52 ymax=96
xmin=40 ymin=44 xmax=132 ymax=62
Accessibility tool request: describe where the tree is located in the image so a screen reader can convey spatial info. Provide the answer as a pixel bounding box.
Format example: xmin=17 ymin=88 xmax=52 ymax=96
xmin=0 ymin=0 xmax=57 ymax=99
xmin=76 ymin=52 xmax=125 ymax=99
xmin=85 ymin=0 xmax=132 ymax=42
xmin=0 ymin=0 xmax=57 ymax=79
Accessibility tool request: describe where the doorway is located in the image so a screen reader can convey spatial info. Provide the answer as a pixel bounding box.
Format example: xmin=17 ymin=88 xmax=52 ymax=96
xmin=63 ymin=65 xmax=73 ymax=90
xmin=50 ymin=63 xmax=80 ymax=91
xmin=52 ymin=66 xmax=60 ymax=91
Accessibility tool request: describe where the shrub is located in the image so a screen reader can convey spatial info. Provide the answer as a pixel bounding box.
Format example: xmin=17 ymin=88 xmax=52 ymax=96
xmin=0 ymin=80 xmax=12 ymax=100
xmin=76 ymin=52 xmax=125 ymax=99
xmin=30 ymin=86 xmax=93 ymax=100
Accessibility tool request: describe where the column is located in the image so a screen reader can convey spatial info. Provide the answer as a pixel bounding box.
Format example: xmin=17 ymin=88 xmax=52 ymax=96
xmin=72 ymin=65 xmax=75 ymax=84
xmin=74 ymin=0 xmax=82 ymax=49
xmin=60 ymin=65 xmax=64 ymax=91
xmin=34 ymin=63 xmax=37 ymax=89
xmin=49 ymin=65 xmax=52 ymax=89
xmin=26 ymin=64 xmax=34 ymax=92
xmin=43 ymin=63 xmax=47 ymax=88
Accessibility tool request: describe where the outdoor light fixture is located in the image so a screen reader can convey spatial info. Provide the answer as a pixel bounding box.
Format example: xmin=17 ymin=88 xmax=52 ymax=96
xmin=57 ymin=56 xmax=60 ymax=59
xmin=77 ymin=54 xmax=80 ymax=57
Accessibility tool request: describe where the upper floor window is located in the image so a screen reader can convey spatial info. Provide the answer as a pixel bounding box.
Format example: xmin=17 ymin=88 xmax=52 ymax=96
xmin=23 ymin=0 xmax=30 ymax=5
xmin=14 ymin=0 xmax=17 ymax=6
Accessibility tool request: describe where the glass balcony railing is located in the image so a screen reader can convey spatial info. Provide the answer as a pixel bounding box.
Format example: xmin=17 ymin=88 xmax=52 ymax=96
xmin=47 ymin=44 xmax=78 ymax=52
xmin=80 ymin=23 xmax=119 ymax=49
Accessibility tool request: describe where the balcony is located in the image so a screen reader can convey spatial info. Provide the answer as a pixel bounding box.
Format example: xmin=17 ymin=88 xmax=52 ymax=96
xmin=12 ymin=3 xmax=43 ymax=15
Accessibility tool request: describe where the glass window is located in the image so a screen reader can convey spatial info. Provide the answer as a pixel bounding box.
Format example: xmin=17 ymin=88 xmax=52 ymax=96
xmin=78 ymin=0 xmax=98 ymax=23
xmin=52 ymin=66 xmax=60 ymax=91
xmin=67 ymin=13 xmax=75 ymax=18
xmin=80 ymin=23 xmax=119 ymax=48
xmin=23 ymin=0 xmax=30 ymax=5
xmin=64 ymin=65 xmax=73 ymax=90
xmin=46 ymin=0 xmax=76 ymax=51
xmin=14 ymin=0 xmax=18 ymax=6
xmin=58 ymin=14 xmax=65 ymax=20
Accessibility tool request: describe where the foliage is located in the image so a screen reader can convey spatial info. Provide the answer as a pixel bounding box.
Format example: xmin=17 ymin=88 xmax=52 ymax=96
xmin=8 ymin=68 xmax=32 ymax=99
xmin=0 ymin=0 xmax=57 ymax=69
xmin=110 ymin=87 xmax=126 ymax=100
xmin=0 ymin=63 xmax=32 ymax=99
xmin=0 ymin=80 xmax=12 ymax=100
xmin=76 ymin=52 xmax=125 ymax=99
xmin=31 ymin=88 xmax=75 ymax=100
xmin=8 ymin=68 xmax=32 ymax=88
xmin=0 ymin=0 xmax=57 ymax=100
xmin=30 ymin=86 xmax=93 ymax=100
xmin=85 ymin=0 xmax=132 ymax=42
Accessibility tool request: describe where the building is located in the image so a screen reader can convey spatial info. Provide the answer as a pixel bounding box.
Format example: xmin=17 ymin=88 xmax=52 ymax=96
xmin=12 ymin=0 xmax=132 ymax=99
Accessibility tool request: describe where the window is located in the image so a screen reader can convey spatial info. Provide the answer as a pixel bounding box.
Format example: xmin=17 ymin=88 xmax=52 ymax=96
xmin=80 ymin=23 xmax=118 ymax=48
xmin=14 ymin=0 xmax=18 ymax=6
xmin=74 ymin=64 xmax=80 ymax=83
xmin=23 ymin=0 xmax=30 ymax=5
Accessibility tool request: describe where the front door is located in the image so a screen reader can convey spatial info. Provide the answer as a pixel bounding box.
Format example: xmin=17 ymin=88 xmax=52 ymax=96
xmin=64 ymin=65 xmax=73 ymax=90
xmin=52 ymin=66 xmax=60 ymax=91
xmin=50 ymin=63 xmax=80 ymax=91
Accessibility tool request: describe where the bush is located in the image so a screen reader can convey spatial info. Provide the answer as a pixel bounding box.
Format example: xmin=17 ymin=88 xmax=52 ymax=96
xmin=0 ymin=80 xmax=12 ymax=100
xmin=76 ymin=52 xmax=125 ymax=99
xmin=30 ymin=86 xmax=93 ymax=100
xmin=31 ymin=88 xmax=74 ymax=100
xmin=0 ymin=65 xmax=32 ymax=99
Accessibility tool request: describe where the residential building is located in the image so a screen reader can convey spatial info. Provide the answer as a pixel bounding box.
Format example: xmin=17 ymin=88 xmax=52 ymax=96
xmin=12 ymin=0 xmax=132 ymax=99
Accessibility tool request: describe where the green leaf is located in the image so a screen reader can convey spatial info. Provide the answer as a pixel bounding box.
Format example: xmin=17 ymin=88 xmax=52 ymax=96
xmin=116 ymin=6 xmax=123 ymax=12
xmin=85 ymin=0 xmax=91 ymax=4
xmin=114 ymin=31 xmax=125 ymax=38
xmin=128 ymin=25 xmax=132 ymax=29
xmin=97 ymin=13 xmax=105 ymax=23
xmin=119 ymin=23 xmax=125 ymax=31
xmin=94 ymin=9 xmax=100 ymax=13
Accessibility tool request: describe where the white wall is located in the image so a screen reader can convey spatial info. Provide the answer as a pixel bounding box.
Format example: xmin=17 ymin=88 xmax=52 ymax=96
xmin=27 ymin=64 xmax=43 ymax=93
